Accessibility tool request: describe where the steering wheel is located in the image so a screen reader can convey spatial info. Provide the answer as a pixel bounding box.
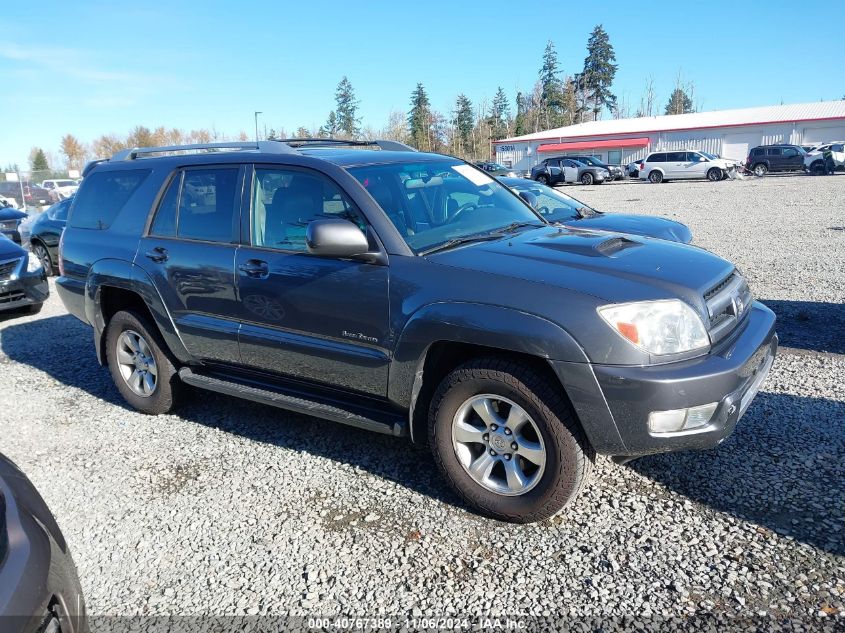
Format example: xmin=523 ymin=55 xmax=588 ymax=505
xmin=447 ymin=202 xmax=478 ymax=223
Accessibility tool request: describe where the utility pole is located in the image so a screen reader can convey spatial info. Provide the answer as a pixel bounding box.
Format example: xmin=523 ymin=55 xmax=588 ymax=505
xmin=254 ymin=111 xmax=263 ymax=143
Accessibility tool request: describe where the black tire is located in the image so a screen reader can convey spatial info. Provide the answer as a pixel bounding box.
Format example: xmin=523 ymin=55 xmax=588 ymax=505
xmin=105 ymin=309 xmax=180 ymax=415
xmin=535 ymin=174 xmax=549 ymax=185
xmin=753 ymin=163 xmax=768 ymax=177
xmin=706 ymin=167 xmax=722 ymax=182
xmin=26 ymin=303 xmax=43 ymax=315
xmin=429 ymin=358 xmax=594 ymax=523
xmin=648 ymin=170 xmax=663 ymax=184
xmin=580 ymin=172 xmax=594 ymax=185
xmin=32 ymin=242 xmax=53 ymax=276
xmin=811 ymin=161 xmax=825 ymax=176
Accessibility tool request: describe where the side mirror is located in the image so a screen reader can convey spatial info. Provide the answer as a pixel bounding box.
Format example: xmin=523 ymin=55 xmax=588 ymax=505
xmin=518 ymin=191 xmax=539 ymax=210
xmin=306 ymin=218 xmax=370 ymax=258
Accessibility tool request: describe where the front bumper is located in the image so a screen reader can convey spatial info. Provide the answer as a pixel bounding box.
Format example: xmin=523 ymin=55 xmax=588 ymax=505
xmin=554 ymin=301 xmax=777 ymax=457
xmin=0 ymin=271 xmax=49 ymax=312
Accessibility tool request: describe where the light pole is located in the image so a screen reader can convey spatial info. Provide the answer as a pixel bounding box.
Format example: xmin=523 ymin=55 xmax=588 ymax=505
xmin=254 ymin=111 xmax=263 ymax=143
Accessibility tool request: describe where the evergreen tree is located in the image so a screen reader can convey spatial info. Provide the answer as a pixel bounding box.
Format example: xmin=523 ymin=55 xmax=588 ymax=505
xmin=490 ymin=87 xmax=510 ymax=139
xmin=514 ymin=92 xmax=527 ymax=136
xmin=30 ymin=148 xmax=49 ymax=172
xmin=320 ymin=111 xmax=339 ymax=137
xmin=664 ymin=88 xmax=694 ymax=115
xmin=581 ymin=25 xmax=618 ymax=120
xmin=408 ymin=83 xmax=433 ymax=151
xmin=267 ymin=129 xmax=279 ymax=140
xmin=334 ymin=76 xmax=360 ymax=138
xmin=452 ymin=94 xmax=474 ymax=156
xmin=539 ymin=41 xmax=565 ymax=128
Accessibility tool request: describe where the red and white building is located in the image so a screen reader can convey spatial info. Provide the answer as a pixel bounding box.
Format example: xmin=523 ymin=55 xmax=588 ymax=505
xmin=493 ymin=100 xmax=845 ymax=172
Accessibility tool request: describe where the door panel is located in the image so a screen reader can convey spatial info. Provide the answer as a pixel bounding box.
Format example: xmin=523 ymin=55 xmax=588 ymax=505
xmin=135 ymin=165 xmax=244 ymax=363
xmin=235 ymin=165 xmax=390 ymax=396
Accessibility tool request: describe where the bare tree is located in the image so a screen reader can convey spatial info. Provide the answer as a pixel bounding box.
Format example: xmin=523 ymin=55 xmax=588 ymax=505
xmin=636 ymin=75 xmax=657 ymax=117
xmin=60 ymin=134 xmax=86 ymax=171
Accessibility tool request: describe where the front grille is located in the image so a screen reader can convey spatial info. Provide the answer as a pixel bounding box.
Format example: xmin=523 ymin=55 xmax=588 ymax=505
xmin=0 ymin=290 xmax=25 ymax=305
xmin=0 ymin=257 xmax=20 ymax=280
xmin=704 ymin=270 xmax=753 ymax=344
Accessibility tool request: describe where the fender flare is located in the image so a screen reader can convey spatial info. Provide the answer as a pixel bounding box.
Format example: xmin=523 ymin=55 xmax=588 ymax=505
xmin=85 ymin=259 xmax=191 ymax=365
xmin=388 ymin=301 xmax=589 ymax=416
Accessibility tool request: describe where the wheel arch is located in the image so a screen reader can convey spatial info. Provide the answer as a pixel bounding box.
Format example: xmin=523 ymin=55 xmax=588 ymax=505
xmin=85 ymin=259 xmax=190 ymax=366
xmin=388 ymin=302 xmax=590 ymax=444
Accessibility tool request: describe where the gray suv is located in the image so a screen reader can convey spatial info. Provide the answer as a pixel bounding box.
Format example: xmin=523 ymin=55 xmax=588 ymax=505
xmin=56 ymin=139 xmax=777 ymax=523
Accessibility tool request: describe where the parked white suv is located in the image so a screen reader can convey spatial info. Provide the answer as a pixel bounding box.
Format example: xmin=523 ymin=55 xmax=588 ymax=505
xmin=639 ymin=151 xmax=741 ymax=183
xmin=40 ymin=179 xmax=79 ymax=202
xmin=804 ymin=142 xmax=845 ymax=174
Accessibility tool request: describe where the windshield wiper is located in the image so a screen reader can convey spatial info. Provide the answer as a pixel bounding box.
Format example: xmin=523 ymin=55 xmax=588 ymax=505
xmin=489 ymin=221 xmax=545 ymax=234
xmin=420 ymin=233 xmax=503 ymax=255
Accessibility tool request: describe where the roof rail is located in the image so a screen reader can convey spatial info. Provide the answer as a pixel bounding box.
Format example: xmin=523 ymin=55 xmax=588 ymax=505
xmin=111 ymin=140 xmax=296 ymax=161
xmin=279 ymin=138 xmax=417 ymax=152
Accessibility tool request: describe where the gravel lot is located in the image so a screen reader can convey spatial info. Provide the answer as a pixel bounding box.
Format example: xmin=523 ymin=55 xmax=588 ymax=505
xmin=1 ymin=174 xmax=843 ymax=630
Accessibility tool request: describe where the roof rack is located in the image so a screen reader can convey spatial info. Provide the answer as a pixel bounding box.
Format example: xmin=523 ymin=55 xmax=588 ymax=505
xmin=111 ymin=140 xmax=295 ymax=161
xmin=107 ymin=138 xmax=417 ymax=163
xmin=278 ymin=138 xmax=417 ymax=152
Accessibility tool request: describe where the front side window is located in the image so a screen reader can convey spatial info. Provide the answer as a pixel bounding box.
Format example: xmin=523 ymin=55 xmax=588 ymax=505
xmin=348 ymin=159 xmax=544 ymax=254
xmin=687 ymin=153 xmax=703 ymax=162
xmin=251 ymin=167 xmax=365 ymax=251
xmin=512 ymin=183 xmax=585 ymax=221
xmin=783 ymin=148 xmax=799 ymax=158
xmin=49 ymin=198 xmax=71 ymax=221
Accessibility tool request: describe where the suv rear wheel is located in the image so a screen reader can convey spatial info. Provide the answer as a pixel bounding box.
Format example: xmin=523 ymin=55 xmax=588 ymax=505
xmin=105 ymin=309 xmax=180 ymax=414
xmin=753 ymin=163 xmax=768 ymax=176
xmin=429 ymin=358 xmax=593 ymax=523
xmin=648 ymin=170 xmax=663 ymax=183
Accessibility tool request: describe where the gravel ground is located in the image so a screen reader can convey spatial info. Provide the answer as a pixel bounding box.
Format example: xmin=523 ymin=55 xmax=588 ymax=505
xmin=1 ymin=174 xmax=843 ymax=631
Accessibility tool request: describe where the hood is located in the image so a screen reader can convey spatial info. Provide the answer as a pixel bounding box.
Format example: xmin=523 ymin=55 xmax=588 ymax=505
xmin=427 ymin=225 xmax=732 ymax=309
xmin=568 ymin=213 xmax=692 ymax=243
xmin=0 ymin=208 xmax=26 ymax=222
xmin=0 ymin=233 xmax=25 ymax=260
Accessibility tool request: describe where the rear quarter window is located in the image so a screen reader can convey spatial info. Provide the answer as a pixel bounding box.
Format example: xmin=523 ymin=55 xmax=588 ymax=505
xmin=69 ymin=169 xmax=150 ymax=230
xmin=647 ymin=153 xmax=666 ymax=162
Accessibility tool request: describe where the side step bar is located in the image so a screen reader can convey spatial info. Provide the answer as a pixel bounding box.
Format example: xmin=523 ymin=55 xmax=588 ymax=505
xmin=178 ymin=368 xmax=406 ymax=437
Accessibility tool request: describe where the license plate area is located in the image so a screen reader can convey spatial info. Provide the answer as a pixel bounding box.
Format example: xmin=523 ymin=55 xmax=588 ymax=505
xmin=738 ymin=348 xmax=774 ymax=419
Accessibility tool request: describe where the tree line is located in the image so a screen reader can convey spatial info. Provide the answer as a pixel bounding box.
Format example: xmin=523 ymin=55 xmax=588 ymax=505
xmin=22 ymin=24 xmax=700 ymax=175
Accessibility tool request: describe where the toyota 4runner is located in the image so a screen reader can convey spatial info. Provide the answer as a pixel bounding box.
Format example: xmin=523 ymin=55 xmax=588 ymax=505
xmin=56 ymin=139 xmax=777 ymax=523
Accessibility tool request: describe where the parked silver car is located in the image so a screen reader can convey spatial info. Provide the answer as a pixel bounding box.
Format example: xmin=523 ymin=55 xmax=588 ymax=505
xmin=640 ymin=151 xmax=741 ymax=183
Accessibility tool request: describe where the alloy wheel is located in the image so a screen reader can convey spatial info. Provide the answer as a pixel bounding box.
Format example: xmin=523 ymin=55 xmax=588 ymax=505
xmin=451 ymin=394 xmax=546 ymax=496
xmin=115 ymin=329 xmax=158 ymax=397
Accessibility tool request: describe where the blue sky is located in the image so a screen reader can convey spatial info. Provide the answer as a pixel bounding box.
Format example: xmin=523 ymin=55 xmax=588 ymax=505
xmin=1 ymin=0 xmax=842 ymax=169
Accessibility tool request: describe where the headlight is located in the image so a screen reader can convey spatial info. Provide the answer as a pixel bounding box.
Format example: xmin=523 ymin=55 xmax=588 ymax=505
xmin=0 ymin=219 xmax=18 ymax=230
xmin=598 ymin=299 xmax=710 ymax=355
xmin=25 ymin=251 xmax=43 ymax=273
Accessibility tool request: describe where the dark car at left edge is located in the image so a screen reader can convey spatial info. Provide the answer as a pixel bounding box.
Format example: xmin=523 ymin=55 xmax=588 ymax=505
xmin=0 ymin=205 xmax=28 ymax=244
xmin=0 ymin=233 xmax=48 ymax=315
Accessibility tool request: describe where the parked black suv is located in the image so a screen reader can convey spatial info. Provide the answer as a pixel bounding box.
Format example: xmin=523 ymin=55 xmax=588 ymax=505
xmin=57 ymin=139 xmax=777 ymax=523
xmin=745 ymin=144 xmax=806 ymax=176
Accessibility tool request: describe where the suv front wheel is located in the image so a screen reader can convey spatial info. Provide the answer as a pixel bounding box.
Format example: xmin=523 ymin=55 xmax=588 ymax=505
xmin=105 ymin=309 xmax=180 ymax=415
xmin=429 ymin=358 xmax=594 ymax=523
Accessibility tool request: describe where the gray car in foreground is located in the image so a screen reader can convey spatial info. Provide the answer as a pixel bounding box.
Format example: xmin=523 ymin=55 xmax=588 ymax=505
xmin=0 ymin=453 xmax=87 ymax=633
xmin=57 ymin=139 xmax=777 ymax=523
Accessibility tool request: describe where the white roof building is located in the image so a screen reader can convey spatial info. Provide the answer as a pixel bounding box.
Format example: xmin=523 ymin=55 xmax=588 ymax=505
xmin=494 ymin=101 xmax=845 ymax=172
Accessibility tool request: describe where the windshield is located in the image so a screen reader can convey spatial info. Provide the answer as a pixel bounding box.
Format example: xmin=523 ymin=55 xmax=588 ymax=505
xmin=702 ymin=152 xmax=719 ymax=160
xmin=486 ymin=163 xmax=508 ymax=171
xmin=576 ymin=156 xmax=605 ymax=167
xmin=510 ymin=181 xmax=594 ymax=221
xmin=347 ymin=159 xmax=544 ymax=253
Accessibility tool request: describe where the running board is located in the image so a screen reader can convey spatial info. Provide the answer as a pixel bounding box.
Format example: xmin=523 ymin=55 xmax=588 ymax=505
xmin=178 ymin=367 xmax=406 ymax=437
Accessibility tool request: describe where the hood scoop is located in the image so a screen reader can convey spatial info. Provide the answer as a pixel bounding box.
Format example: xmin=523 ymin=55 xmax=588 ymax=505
xmin=532 ymin=232 xmax=643 ymax=258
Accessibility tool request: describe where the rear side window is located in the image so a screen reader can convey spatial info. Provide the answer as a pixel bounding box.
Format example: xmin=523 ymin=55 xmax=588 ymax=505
xmin=69 ymin=169 xmax=150 ymax=230
xmin=149 ymin=168 xmax=240 ymax=243
xmin=768 ymin=148 xmax=782 ymax=156
xmin=833 ymin=144 xmax=844 ymax=152
xmin=648 ymin=153 xmax=666 ymax=162
xmin=752 ymin=148 xmax=764 ymax=156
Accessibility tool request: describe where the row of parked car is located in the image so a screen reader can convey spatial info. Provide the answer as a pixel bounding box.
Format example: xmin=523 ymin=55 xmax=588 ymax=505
xmin=0 ymin=179 xmax=80 ymax=209
xmin=628 ymin=143 xmax=845 ymax=184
